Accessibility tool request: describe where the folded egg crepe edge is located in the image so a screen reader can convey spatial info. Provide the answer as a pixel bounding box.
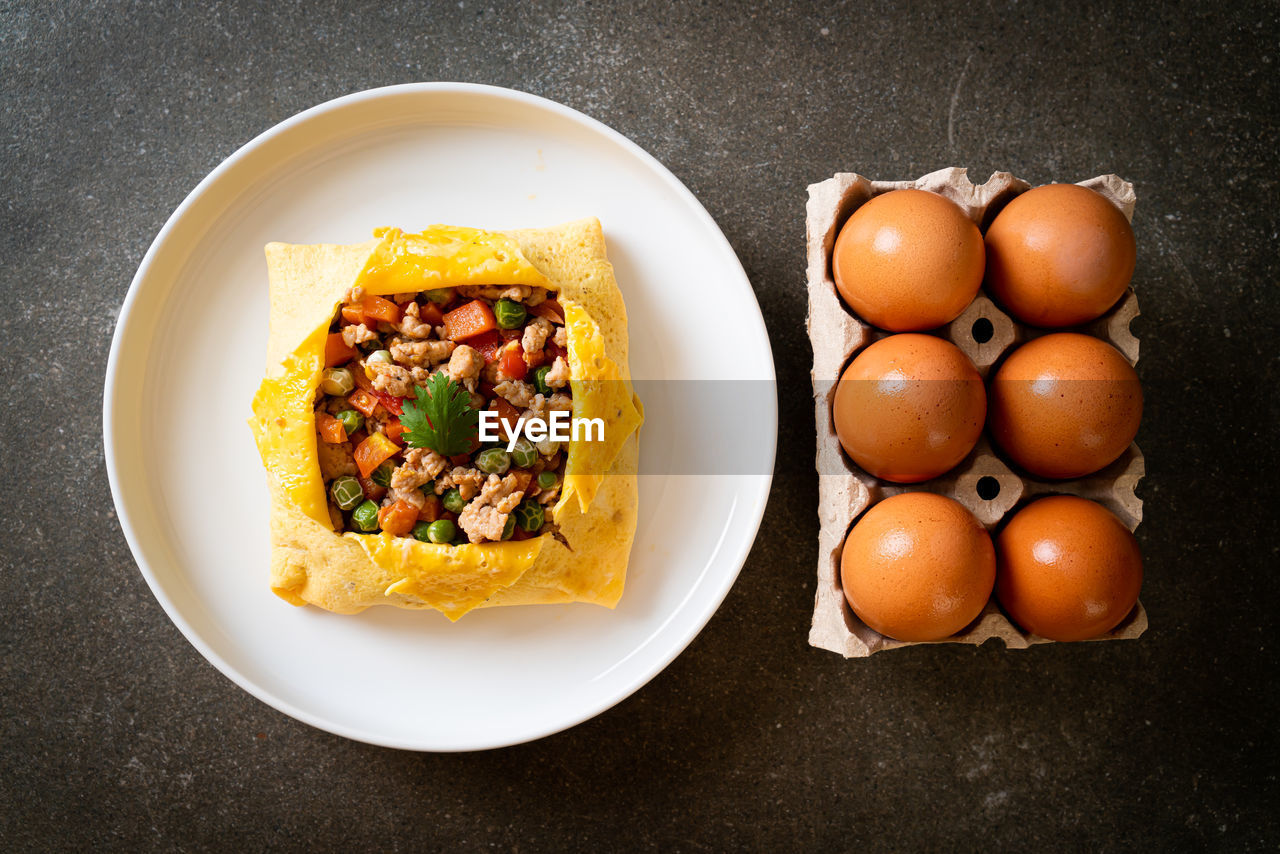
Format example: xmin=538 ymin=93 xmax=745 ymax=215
xmin=248 ymin=218 xmax=643 ymax=619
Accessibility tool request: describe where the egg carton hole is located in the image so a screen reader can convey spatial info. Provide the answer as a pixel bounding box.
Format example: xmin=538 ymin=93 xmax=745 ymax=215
xmin=976 ymin=475 xmax=1001 ymax=500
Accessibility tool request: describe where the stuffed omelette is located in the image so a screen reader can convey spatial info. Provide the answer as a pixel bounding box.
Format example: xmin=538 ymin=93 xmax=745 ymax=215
xmin=249 ymin=218 xmax=643 ymax=620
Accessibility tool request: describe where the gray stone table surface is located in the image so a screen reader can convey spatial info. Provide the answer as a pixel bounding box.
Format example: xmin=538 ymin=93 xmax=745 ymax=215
xmin=2 ymin=0 xmax=1277 ymax=850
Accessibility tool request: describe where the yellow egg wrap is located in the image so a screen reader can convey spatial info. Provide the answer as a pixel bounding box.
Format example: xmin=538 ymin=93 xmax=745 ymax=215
xmin=248 ymin=219 xmax=643 ymax=620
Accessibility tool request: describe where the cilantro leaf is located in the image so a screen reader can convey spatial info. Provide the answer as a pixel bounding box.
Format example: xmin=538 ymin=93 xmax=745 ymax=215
xmin=400 ymin=372 xmax=478 ymax=457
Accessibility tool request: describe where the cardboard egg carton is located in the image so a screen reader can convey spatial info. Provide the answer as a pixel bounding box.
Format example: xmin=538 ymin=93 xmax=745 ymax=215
xmin=806 ymin=167 xmax=1147 ymax=657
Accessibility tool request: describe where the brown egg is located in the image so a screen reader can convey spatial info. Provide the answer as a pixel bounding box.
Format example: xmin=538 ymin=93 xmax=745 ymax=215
xmin=841 ymin=492 xmax=996 ymax=642
xmin=996 ymin=496 xmax=1142 ymax=641
xmin=988 ymin=333 xmax=1141 ymax=479
xmin=832 ymin=189 xmax=985 ymax=331
xmin=833 ymin=334 xmax=986 ymax=483
xmin=985 ymin=183 xmax=1135 ymax=328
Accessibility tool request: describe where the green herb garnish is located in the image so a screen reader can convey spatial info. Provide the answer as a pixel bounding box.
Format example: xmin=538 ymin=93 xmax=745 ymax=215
xmin=400 ymin=373 xmax=478 ymax=457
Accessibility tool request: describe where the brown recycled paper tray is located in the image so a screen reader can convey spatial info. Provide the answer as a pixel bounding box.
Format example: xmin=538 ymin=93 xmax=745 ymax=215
xmin=806 ymin=167 xmax=1147 ymax=657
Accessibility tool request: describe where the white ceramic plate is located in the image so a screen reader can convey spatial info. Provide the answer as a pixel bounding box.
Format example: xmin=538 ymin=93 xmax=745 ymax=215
xmin=104 ymin=83 xmax=776 ymax=751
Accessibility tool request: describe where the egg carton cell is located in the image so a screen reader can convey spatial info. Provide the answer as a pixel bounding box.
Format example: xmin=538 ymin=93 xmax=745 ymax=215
xmin=806 ymin=167 xmax=1146 ymax=658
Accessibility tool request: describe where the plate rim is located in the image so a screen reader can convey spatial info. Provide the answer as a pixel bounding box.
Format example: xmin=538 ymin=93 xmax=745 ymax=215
xmin=102 ymin=81 xmax=777 ymax=751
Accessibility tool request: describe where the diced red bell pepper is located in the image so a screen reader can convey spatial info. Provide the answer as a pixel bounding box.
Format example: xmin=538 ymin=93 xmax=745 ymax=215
xmin=354 ymin=432 xmax=399 ymax=479
xmin=378 ymin=500 xmax=419 ymax=537
xmin=511 ymin=525 xmax=531 ymax=541
xmin=443 ymin=299 xmax=497 ymax=342
xmin=468 ymin=330 xmax=504 ymax=363
xmin=374 ymin=390 xmax=404 ymax=417
xmin=316 ymin=411 xmax=347 ymax=444
xmin=546 ymin=340 xmax=566 ymax=362
xmin=491 ymin=398 xmax=520 ymax=440
xmin=351 ymin=367 xmax=404 ymax=416
xmin=325 ymin=333 xmax=359 ymax=367
xmin=341 ymin=305 xmax=366 ymax=326
xmin=499 ymin=343 xmax=528 ymax=381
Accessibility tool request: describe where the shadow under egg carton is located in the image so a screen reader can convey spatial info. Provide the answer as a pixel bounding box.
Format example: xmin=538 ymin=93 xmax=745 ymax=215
xmin=805 ymin=167 xmax=1147 ymax=658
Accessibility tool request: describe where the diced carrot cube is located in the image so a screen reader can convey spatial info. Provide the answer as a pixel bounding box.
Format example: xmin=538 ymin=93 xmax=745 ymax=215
xmin=360 ymin=294 xmax=402 ymax=325
xmin=354 ymin=432 xmax=399 ymax=479
xmin=417 ymin=494 xmax=442 ymax=523
xmin=385 ymin=420 xmax=407 ymax=445
xmin=348 ymin=389 xmax=380 ymax=417
xmin=325 ymin=333 xmax=359 ymax=367
xmin=316 ymin=411 xmax=347 ymax=443
xmin=443 ymin=299 xmax=497 ymax=342
xmin=378 ymin=500 xmax=418 ymax=537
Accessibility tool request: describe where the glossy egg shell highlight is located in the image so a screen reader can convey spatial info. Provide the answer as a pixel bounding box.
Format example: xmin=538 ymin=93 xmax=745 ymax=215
xmin=985 ymin=183 xmax=1135 ymax=328
xmin=832 ymin=189 xmax=985 ymax=332
xmin=841 ymin=492 xmax=996 ymax=642
xmin=833 ymin=334 xmax=986 ymax=483
xmin=988 ymin=333 xmax=1142 ymax=479
xmin=996 ymin=495 xmax=1142 ymax=641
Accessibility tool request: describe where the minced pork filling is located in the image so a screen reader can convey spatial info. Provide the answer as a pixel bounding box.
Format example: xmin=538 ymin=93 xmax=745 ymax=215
xmin=313 ymin=284 xmax=572 ymax=545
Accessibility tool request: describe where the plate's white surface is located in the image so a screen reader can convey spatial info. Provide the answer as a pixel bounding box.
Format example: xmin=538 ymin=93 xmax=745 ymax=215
xmin=104 ymin=83 xmax=776 ymax=751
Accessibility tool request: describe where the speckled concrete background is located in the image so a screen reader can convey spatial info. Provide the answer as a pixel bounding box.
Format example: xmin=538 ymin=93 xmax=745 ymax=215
xmin=2 ymin=1 xmax=1277 ymax=850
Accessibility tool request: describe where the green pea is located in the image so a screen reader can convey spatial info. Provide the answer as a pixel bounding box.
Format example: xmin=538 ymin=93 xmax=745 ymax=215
xmin=510 ymin=438 xmax=538 ymax=469
xmin=536 ymin=470 xmax=559 ymax=491
xmin=426 ymin=519 xmax=457 ymax=544
xmin=335 ymin=409 xmax=363 ymax=435
xmin=501 ymin=514 xmax=516 ymax=540
xmin=493 ymin=298 xmax=527 ymax=330
xmin=513 ymin=499 xmax=544 ymax=533
xmin=423 ymin=289 xmax=452 ymax=304
xmin=411 ymin=521 xmax=433 ymax=542
xmin=330 ymin=476 xmax=364 ymax=510
xmin=532 ymin=365 xmax=552 ymax=396
xmin=371 ymin=460 xmax=396 ymax=488
xmin=475 ymin=447 xmax=511 ymax=475
xmin=320 ymin=367 xmax=355 ymax=396
xmin=442 ymin=488 xmax=467 ymax=514
xmin=419 ymin=479 xmax=436 ymax=497
xmin=351 ymin=500 xmax=380 ymax=532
